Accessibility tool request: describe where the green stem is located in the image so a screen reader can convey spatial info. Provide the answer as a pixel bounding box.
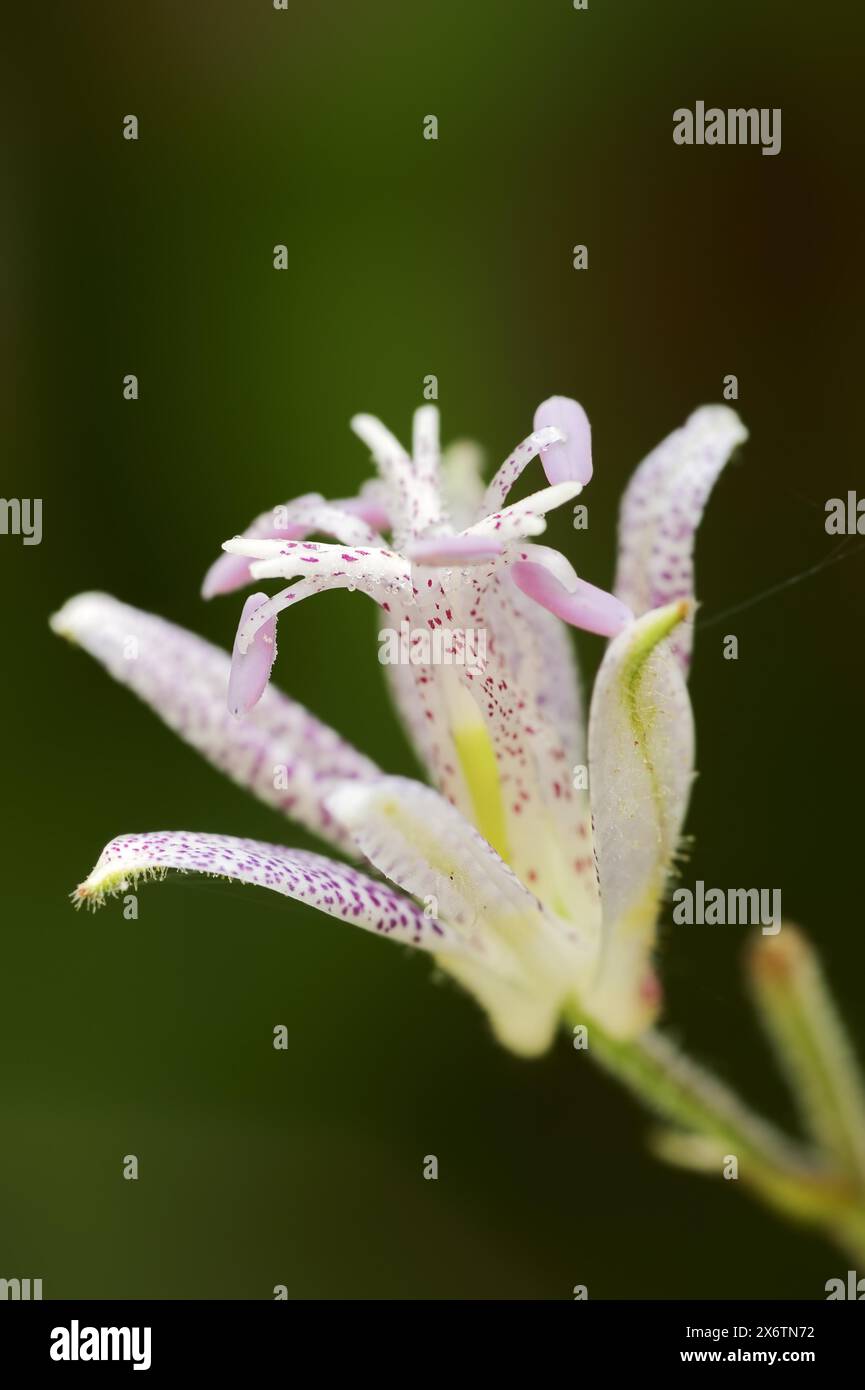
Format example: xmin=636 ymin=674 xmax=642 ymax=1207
xmin=747 ymin=928 xmax=865 ymax=1188
xmin=567 ymin=1006 xmax=865 ymax=1261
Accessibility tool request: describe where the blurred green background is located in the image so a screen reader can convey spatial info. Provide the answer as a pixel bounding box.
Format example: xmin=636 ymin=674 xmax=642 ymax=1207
xmin=3 ymin=0 xmax=864 ymax=1298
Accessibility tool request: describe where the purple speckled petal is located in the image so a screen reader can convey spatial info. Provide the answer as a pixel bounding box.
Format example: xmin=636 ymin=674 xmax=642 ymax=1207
xmin=50 ymin=592 xmax=382 ymax=853
xmin=377 ymin=555 xmax=601 ymax=928
xmin=614 ymin=405 xmax=747 ymax=669
xmin=73 ymin=830 xmax=463 ymax=952
xmin=228 ymin=593 xmax=277 ymax=718
xmin=533 ymin=397 xmax=593 ymax=486
xmin=510 ymin=560 xmax=633 ymax=638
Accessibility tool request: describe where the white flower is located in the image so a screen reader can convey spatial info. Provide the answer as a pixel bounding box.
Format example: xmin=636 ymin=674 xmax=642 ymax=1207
xmin=51 ymin=399 xmax=746 ymax=1055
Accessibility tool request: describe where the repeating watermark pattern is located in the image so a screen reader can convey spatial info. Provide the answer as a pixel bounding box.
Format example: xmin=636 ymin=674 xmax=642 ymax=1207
xmin=673 ymin=103 xmax=782 ymax=157
xmin=0 ymin=1277 xmax=42 ymax=1300
xmin=0 ymin=497 xmax=41 ymax=545
xmin=50 ymin=1322 xmax=151 ymax=1371
xmin=825 ymin=492 xmax=865 ymax=535
xmin=378 ymin=618 xmax=487 ymax=672
xmin=671 ymin=882 xmax=782 ymax=934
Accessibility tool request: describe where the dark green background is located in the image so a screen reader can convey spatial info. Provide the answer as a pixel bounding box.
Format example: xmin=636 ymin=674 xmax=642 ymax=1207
xmin=3 ymin=0 xmax=863 ymax=1298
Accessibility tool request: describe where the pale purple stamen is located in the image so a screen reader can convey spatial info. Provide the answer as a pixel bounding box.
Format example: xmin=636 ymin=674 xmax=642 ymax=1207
xmin=228 ymin=592 xmax=278 ymax=717
xmin=405 ymin=536 xmax=504 ymax=566
xmin=534 ymin=396 xmax=593 ymax=486
xmin=511 ymin=559 xmax=632 ymax=638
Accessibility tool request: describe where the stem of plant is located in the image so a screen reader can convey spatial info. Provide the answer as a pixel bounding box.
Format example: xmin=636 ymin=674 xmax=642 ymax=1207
xmin=564 ymin=1005 xmax=865 ymax=1263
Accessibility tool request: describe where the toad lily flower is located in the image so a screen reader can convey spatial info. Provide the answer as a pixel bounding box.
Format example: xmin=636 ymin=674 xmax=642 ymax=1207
xmin=53 ymin=398 xmax=741 ymax=1054
xmin=52 ymin=397 xmax=865 ymax=1255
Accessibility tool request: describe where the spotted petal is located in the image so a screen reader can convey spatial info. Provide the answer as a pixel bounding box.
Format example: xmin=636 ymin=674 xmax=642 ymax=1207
xmin=587 ymin=601 xmax=695 ymax=1038
xmin=377 ymin=563 xmax=602 ymax=932
xmin=50 ymin=593 xmax=381 ymax=853
xmin=73 ymin=830 xmax=465 ymax=953
xmin=614 ymin=406 xmax=747 ymax=669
